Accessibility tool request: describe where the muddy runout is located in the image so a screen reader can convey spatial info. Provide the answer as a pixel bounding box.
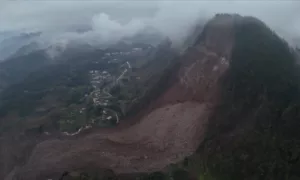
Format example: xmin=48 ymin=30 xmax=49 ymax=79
xmin=15 ymin=102 xmax=208 ymax=180
xmin=7 ymin=14 xmax=239 ymax=180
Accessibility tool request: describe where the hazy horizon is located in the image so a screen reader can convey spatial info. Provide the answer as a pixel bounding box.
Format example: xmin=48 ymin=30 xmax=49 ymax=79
xmin=0 ymin=1 xmax=300 ymax=46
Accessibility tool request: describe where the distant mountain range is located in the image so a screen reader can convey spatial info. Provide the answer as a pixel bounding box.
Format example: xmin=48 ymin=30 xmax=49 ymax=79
xmin=0 ymin=31 xmax=43 ymax=61
xmin=0 ymin=26 xmax=167 ymax=62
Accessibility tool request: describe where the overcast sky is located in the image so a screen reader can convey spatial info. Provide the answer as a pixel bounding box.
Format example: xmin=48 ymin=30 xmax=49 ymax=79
xmin=0 ymin=1 xmax=300 ymax=45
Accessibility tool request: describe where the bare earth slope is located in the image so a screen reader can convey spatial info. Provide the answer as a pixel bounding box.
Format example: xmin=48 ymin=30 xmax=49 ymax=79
xmin=7 ymin=14 xmax=239 ymax=180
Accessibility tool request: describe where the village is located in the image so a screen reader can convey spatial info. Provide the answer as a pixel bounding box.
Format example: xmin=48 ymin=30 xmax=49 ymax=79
xmin=53 ymin=41 xmax=171 ymax=134
xmin=82 ymin=45 xmax=152 ymax=128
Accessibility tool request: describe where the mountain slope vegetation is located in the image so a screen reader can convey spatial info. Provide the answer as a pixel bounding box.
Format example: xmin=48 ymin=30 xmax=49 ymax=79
xmin=1 ymin=14 xmax=300 ymax=180
xmin=196 ymin=16 xmax=300 ymax=180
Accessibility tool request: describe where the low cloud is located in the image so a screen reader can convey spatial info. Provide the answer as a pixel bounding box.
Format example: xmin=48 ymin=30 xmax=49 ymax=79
xmin=0 ymin=1 xmax=300 ymax=47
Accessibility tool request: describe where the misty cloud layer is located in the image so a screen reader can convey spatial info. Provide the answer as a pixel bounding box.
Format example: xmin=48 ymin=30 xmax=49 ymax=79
xmin=0 ymin=1 xmax=300 ymax=47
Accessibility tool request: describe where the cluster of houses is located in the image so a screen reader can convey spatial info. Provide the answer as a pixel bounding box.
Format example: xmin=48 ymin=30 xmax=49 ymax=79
xmin=104 ymin=47 xmax=143 ymax=57
xmin=83 ymin=45 xmax=155 ymax=126
xmin=87 ymin=68 xmax=120 ymax=125
xmin=89 ymin=70 xmax=112 ymax=89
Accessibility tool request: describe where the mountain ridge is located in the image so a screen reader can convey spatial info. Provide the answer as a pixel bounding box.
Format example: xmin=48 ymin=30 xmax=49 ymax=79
xmin=1 ymin=13 xmax=300 ymax=180
xmin=0 ymin=13 xmax=236 ymax=180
